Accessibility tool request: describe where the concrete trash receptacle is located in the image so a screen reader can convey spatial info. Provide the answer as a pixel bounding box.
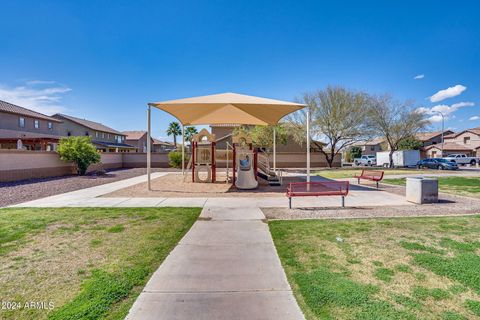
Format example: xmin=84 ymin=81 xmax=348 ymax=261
xmin=406 ymin=177 xmax=439 ymax=204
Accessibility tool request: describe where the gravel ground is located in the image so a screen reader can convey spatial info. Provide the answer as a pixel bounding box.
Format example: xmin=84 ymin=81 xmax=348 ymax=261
xmin=263 ymin=184 xmax=480 ymax=220
xmin=0 ymin=168 xmax=175 ymax=207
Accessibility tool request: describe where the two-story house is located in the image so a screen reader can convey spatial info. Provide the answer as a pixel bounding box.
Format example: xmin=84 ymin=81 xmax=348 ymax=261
xmin=416 ymin=130 xmax=454 ymax=148
xmin=123 ymin=131 xmax=175 ymax=153
xmin=0 ymin=100 xmax=62 ymax=150
xmin=424 ymin=128 xmax=480 ymax=157
xmin=350 ymin=137 xmax=385 ymax=156
xmin=52 ymin=113 xmax=135 ymax=152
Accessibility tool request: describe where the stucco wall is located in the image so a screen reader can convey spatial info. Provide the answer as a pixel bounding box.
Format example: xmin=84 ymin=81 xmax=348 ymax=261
xmin=122 ymin=152 xmax=170 ymax=168
xmin=0 ymin=150 xmax=123 ymax=182
xmin=0 ymin=111 xmax=60 ymax=135
xmin=444 ymin=132 xmax=480 ymax=150
xmin=0 ymin=149 xmax=340 ymax=182
xmin=53 ymin=117 xmax=125 ymax=143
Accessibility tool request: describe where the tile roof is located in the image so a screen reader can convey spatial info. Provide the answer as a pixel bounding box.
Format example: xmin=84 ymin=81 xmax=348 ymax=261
xmin=0 ymin=128 xmax=61 ymax=140
xmin=53 ymin=113 xmax=123 ymax=135
xmin=123 ymin=131 xmax=147 ymax=140
xmin=424 ymin=142 xmax=474 ymax=151
xmin=0 ymin=100 xmax=62 ymax=122
xmin=415 ymin=130 xmax=453 ymax=141
xmin=152 ymin=138 xmax=174 ymax=146
xmin=469 ymin=127 xmax=480 ymax=135
xmin=443 ymin=127 xmax=480 ymax=138
xmin=352 ymin=137 xmax=385 ymax=146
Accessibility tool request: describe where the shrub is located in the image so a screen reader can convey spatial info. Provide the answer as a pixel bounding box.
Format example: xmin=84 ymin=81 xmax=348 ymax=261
xmin=345 ymin=146 xmax=362 ymax=162
xmin=168 ymin=151 xmax=189 ymax=168
xmin=398 ymin=137 xmax=423 ymax=150
xmin=57 ymin=136 xmax=101 ymax=175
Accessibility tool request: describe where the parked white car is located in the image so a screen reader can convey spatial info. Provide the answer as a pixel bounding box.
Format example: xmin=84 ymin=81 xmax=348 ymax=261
xmin=354 ymin=155 xmax=376 ymax=166
xmin=443 ymin=154 xmax=479 ymax=165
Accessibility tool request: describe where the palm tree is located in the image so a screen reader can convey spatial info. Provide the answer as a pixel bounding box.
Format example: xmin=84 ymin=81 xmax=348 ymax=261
xmin=166 ymin=122 xmax=181 ymax=147
xmin=185 ymin=126 xmax=198 ymax=143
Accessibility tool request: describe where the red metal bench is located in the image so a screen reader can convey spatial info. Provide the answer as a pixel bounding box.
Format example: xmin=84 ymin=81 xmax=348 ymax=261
xmin=286 ymin=181 xmax=349 ymax=209
xmin=354 ymin=169 xmax=384 ymax=188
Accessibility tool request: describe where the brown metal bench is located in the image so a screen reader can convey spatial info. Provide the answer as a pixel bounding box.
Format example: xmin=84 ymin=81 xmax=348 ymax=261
xmin=286 ymin=181 xmax=349 ymax=209
xmin=354 ymin=169 xmax=384 ymax=188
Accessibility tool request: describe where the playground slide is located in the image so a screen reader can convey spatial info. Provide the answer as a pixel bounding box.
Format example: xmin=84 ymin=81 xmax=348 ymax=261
xmin=235 ymin=156 xmax=258 ymax=190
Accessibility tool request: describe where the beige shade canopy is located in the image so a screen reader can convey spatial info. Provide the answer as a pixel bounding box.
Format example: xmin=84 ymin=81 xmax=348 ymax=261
xmin=148 ymin=92 xmax=305 ymax=125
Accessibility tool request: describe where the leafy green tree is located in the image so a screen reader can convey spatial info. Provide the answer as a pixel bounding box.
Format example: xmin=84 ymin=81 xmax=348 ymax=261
xmin=288 ymin=86 xmax=372 ymax=167
xmin=398 ymin=137 xmax=423 ymax=150
xmin=57 ymin=136 xmax=101 ymax=175
xmin=233 ymin=124 xmax=288 ymax=150
xmin=166 ymin=122 xmax=182 ymax=147
xmin=367 ymin=95 xmax=429 ymax=167
xmin=346 ymin=146 xmax=362 ymax=162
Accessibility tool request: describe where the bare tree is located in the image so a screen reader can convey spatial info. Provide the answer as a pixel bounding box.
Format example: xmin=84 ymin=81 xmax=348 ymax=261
xmin=367 ymin=95 xmax=429 ymax=168
xmin=287 ymin=86 xmax=371 ymax=168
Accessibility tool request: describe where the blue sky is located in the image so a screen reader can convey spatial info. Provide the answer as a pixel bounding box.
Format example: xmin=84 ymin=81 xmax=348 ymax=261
xmin=1 ymin=0 xmax=479 ymax=141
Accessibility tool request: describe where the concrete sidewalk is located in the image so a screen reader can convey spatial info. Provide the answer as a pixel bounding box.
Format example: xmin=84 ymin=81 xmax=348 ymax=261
xmin=10 ymin=172 xmax=412 ymax=209
xmin=126 ymin=206 xmax=304 ymax=320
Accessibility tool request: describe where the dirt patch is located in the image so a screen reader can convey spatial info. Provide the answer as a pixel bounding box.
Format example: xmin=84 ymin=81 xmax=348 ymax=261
xmin=102 ymin=173 xmax=302 ymax=198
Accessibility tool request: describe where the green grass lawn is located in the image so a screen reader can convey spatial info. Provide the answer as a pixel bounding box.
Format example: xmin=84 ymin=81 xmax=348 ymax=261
xmin=270 ymin=216 xmax=480 ymax=320
xmin=315 ymin=168 xmax=451 ymax=179
xmin=0 ymin=207 xmax=200 ymax=320
xmin=384 ymin=177 xmax=480 ymax=198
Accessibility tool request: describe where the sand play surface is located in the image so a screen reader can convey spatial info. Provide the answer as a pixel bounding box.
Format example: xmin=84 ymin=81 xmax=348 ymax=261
xmin=102 ymin=173 xmax=302 ymax=198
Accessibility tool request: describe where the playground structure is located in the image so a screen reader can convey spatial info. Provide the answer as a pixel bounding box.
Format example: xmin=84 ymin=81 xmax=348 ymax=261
xmin=189 ymin=128 xmax=260 ymax=189
xmin=232 ymin=132 xmax=258 ymax=189
xmin=145 ymin=92 xmax=309 ymax=191
xmin=191 ymin=129 xmax=216 ymax=183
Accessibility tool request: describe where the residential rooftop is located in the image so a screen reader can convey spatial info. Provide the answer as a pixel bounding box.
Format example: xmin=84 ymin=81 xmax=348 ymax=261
xmin=415 ymin=130 xmax=453 ymax=142
xmin=53 ymin=113 xmax=123 ymax=135
xmin=123 ymin=131 xmax=148 ymax=140
xmin=0 ymin=100 xmax=62 ymax=122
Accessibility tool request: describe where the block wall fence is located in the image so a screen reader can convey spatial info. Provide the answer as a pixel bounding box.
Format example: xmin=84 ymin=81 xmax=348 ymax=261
xmin=0 ymin=150 xmax=340 ymax=182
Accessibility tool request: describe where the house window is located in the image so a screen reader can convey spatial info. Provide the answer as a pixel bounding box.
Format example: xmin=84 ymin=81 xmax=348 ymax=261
xmin=107 ymin=134 xmax=110 ymax=139
xmin=370 ymin=146 xmax=375 ymax=151
xmin=464 ymin=137 xmax=471 ymax=144
xmin=95 ymin=132 xmax=99 ymax=138
xmin=34 ymin=120 xmax=39 ymax=129
xmin=48 ymin=122 xmax=53 ymax=130
xmin=19 ymin=117 xmax=25 ymax=128
xmin=102 ymin=133 xmax=105 ymax=139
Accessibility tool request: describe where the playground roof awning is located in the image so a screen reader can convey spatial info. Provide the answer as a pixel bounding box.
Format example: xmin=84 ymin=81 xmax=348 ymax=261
xmin=148 ymin=92 xmax=305 ymax=125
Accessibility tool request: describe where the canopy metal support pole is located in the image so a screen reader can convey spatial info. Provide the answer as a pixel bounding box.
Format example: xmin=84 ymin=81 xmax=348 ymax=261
xmin=306 ymin=107 xmax=311 ymax=183
xmin=147 ymin=105 xmax=152 ymax=190
xmin=181 ymin=124 xmax=185 ymax=175
xmin=273 ymin=127 xmax=276 ymax=173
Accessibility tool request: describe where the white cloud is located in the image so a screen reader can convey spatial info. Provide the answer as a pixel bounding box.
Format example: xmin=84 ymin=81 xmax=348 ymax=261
xmin=429 ymin=84 xmax=466 ymax=102
xmin=469 ymin=116 xmax=480 ymax=121
xmin=416 ymin=101 xmax=475 ymax=122
xmin=25 ymin=80 xmax=56 ymax=85
xmin=0 ymin=81 xmax=71 ymax=115
xmin=414 ymin=74 xmax=425 ymax=80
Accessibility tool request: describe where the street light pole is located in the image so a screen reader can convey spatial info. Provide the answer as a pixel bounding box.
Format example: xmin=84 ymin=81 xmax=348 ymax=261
xmin=434 ymin=111 xmax=445 ymax=157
